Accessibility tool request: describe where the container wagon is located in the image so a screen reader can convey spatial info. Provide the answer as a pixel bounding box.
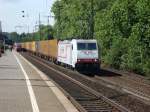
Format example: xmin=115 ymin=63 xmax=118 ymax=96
xmin=35 ymin=39 xmax=58 ymax=61
xmin=31 ymin=41 xmax=36 ymax=53
xmin=38 ymin=40 xmax=49 ymax=58
xmin=48 ymin=39 xmax=58 ymax=62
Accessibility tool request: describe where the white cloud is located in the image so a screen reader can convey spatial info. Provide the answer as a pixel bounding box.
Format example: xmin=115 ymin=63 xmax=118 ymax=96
xmin=0 ymin=0 xmax=20 ymax=3
xmin=0 ymin=0 xmax=55 ymax=33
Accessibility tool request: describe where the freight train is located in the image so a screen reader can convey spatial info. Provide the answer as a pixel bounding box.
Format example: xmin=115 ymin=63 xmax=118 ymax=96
xmin=20 ymin=39 xmax=100 ymax=73
xmin=14 ymin=43 xmax=22 ymax=52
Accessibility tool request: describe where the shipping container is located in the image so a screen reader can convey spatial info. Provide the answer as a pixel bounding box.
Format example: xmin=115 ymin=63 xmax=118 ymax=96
xmin=48 ymin=39 xmax=58 ymax=59
xmin=24 ymin=42 xmax=27 ymax=50
xmin=25 ymin=42 xmax=30 ymax=50
xmin=31 ymin=41 xmax=36 ymax=52
xmin=35 ymin=41 xmax=40 ymax=53
xmin=38 ymin=40 xmax=49 ymax=56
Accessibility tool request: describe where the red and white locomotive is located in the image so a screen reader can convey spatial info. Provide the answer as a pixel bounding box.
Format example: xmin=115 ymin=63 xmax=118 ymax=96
xmin=58 ymin=39 xmax=100 ymax=71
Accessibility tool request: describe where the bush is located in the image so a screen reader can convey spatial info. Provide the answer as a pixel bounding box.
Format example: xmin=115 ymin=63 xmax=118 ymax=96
xmin=104 ymin=37 xmax=127 ymax=69
xmin=142 ymin=59 xmax=150 ymax=77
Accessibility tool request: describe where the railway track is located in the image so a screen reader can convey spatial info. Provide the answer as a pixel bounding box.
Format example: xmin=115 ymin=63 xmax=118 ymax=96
xmin=101 ymin=68 xmax=150 ymax=85
xmin=21 ymin=52 xmax=150 ymax=112
xmin=94 ymin=69 xmax=150 ymax=103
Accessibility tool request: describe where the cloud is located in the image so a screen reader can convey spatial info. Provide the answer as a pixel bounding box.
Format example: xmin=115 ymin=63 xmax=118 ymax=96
xmin=0 ymin=0 xmax=20 ymax=3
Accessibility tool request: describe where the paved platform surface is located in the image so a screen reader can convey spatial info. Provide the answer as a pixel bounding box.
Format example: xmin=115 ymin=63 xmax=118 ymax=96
xmin=0 ymin=51 xmax=78 ymax=112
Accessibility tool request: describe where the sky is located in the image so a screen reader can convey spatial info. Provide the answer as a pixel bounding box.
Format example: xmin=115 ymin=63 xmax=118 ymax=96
xmin=0 ymin=0 xmax=56 ymax=33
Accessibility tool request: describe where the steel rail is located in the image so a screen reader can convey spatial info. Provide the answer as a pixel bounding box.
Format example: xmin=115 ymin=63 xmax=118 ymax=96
xmin=22 ymin=53 xmax=131 ymax=112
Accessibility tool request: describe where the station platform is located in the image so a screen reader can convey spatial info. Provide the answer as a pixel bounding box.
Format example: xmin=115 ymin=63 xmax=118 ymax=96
xmin=0 ymin=51 xmax=78 ymax=112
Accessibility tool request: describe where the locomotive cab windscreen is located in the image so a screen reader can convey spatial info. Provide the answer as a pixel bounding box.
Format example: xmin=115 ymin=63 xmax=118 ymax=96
xmin=71 ymin=39 xmax=100 ymax=71
xmin=77 ymin=43 xmax=97 ymax=50
xmin=76 ymin=41 xmax=99 ymax=60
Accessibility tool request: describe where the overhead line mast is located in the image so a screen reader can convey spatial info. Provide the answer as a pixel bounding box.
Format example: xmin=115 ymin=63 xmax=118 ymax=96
xmin=39 ymin=13 xmax=41 ymax=40
xmin=0 ymin=21 xmax=2 ymax=33
xmin=57 ymin=0 xmax=61 ymax=38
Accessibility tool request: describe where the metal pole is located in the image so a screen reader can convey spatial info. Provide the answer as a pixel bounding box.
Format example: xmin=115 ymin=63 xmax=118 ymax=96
xmin=57 ymin=1 xmax=61 ymax=38
xmin=47 ymin=16 xmax=50 ymax=39
xmin=27 ymin=25 xmax=29 ymax=39
xmin=0 ymin=21 xmax=2 ymax=33
xmin=39 ymin=13 xmax=41 ymax=40
xmin=46 ymin=0 xmax=48 ymax=9
xmin=22 ymin=11 xmax=30 ymax=39
xmin=3 ymin=38 xmax=5 ymax=53
xmin=47 ymin=16 xmax=50 ymax=25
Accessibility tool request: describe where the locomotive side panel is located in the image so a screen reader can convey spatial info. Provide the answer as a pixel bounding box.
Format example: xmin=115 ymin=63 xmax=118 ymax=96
xmin=57 ymin=41 xmax=72 ymax=66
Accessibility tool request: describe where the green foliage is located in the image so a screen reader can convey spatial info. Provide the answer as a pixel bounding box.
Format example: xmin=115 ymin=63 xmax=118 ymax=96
xmin=8 ymin=32 xmax=20 ymax=42
xmin=121 ymin=24 xmax=142 ymax=72
xmin=8 ymin=0 xmax=149 ymax=77
xmin=52 ymin=0 xmax=150 ymax=77
xmin=52 ymin=0 xmax=111 ymax=39
xmin=39 ymin=25 xmax=54 ymax=40
xmin=9 ymin=25 xmax=54 ymax=42
xmin=0 ymin=43 xmax=2 ymax=48
xmin=105 ymin=37 xmax=127 ymax=69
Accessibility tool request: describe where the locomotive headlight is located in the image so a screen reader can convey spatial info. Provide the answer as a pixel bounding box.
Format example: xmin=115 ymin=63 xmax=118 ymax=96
xmin=94 ymin=59 xmax=98 ymax=62
xmin=77 ymin=59 xmax=81 ymax=62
